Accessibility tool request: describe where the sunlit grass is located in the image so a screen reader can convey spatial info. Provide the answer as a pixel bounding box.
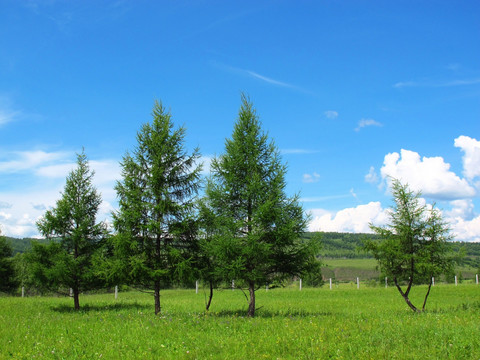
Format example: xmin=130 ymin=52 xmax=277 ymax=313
xmin=1 ymin=284 xmax=479 ymax=359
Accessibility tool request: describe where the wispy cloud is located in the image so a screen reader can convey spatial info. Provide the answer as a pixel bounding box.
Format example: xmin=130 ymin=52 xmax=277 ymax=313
xmin=280 ymin=149 xmax=318 ymax=155
xmin=303 ymin=172 xmax=321 ymax=183
xmin=355 ymin=119 xmax=383 ymax=132
xmin=394 ymin=78 xmax=480 ymax=89
xmin=0 ymin=150 xmax=71 ymax=173
xmin=0 ymin=109 xmax=20 ymax=126
xmin=214 ymin=62 xmax=314 ymax=94
xmin=324 ymin=110 xmax=338 ymax=120
xmin=300 ymin=194 xmax=352 ymax=203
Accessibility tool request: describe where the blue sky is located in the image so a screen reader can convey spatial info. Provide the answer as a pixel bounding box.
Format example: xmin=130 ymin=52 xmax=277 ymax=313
xmin=1 ymin=1 xmax=479 ymax=241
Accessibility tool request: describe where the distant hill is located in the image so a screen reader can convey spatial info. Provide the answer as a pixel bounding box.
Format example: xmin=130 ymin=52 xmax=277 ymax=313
xmin=5 ymin=236 xmax=52 ymax=255
xmin=304 ymin=232 xmax=480 ymax=267
xmin=6 ymin=232 xmax=480 ymax=269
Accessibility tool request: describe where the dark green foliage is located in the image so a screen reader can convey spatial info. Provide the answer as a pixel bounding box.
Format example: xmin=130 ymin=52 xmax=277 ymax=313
xmin=31 ymin=151 xmax=107 ymax=309
xmin=202 ymin=94 xmax=320 ymax=317
xmin=112 ymin=100 xmax=202 ymax=315
xmin=0 ymin=233 xmax=18 ymax=293
xmin=364 ymin=179 xmax=455 ymax=312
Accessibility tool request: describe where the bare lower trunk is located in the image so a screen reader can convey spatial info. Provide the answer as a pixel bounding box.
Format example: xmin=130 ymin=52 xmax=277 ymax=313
xmin=73 ymin=288 xmax=80 ymax=311
xmin=422 ymin=277 xmax=433 ymax=311
xmin=394 ymin=277 xmax=418 ymax=312
xmin=154 ymin=281 xmax=161 ymax=315
xmin=247 ymin=281 xmax=255 ymax=317
xmin=206 ymin=280 xmax=214 ymax=311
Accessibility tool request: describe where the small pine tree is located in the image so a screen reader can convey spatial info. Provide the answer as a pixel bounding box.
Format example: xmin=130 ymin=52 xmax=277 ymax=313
xmin=32 ymin=151 xmax=106 ymax=310
xmin=365 ymin=179 xmax=454 ymax=312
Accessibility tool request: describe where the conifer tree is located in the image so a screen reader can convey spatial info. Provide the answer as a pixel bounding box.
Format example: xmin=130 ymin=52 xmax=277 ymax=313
xmin=113 ymin=101 xmax=202 ymax=315
xmin=33 ymin=151 xmax=106 ymax=310
xmin=203 ymin=94 xmax=319 ymax=317
xmin=365 ymin=179 xmax=454 ymax=312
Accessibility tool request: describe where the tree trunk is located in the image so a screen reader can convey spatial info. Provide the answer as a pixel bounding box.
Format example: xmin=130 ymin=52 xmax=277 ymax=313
xmin=73 ymin=287 xmax=80 ymax=311
xmin=394 ymin=278 xmax=418 ymax=312
xmin=206 ymin=280 xmax=214 ymax=311
xmin=422 ymin=277 xmax=433 ymax=311
xmin=154 ymin=281 xmax=161 ymax=315
xmin=247 ymin=281 xmax=256 ymax=317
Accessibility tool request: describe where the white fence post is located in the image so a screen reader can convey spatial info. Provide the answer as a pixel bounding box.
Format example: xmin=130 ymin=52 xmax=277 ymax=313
xmin=232 ymin=280 xmax=234 ymax=291
xmin=455 ymin=275 xmax=457 ymax=286
xmin=115 ymin=285 xmax=118 ymax=299
xmin=329 ymin=278 xmax=332 ymax=290
xmin=432 ymin=277 xmax=435 ymax=286
xmin=21 ymin=286 xmax=25 ymax=298
xmin=385 ymin=277 xmax=388 ymax=288
xmin=476 ymin=274 xmax=478 ymax=285
xmin=266 ymin=284 xmax=269 ymax=291
xmin=70 ymin=288 xmax=73 ymax=296
xmin=195 ymin=280 xmax=199 ymax=294
xmin=299 ymin=278 xmax=302 ymax=291
xmin=357 ymin=277 xmax=359 ymax=289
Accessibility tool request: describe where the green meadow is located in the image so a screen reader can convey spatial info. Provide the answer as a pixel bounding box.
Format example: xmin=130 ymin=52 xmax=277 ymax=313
xmin=1 ymin=284 xmax=479 ymax=359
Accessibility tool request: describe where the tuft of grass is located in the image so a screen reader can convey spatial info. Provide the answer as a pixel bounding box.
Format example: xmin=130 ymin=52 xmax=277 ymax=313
xmin=1 ymin=284 xmax=479 ymax=359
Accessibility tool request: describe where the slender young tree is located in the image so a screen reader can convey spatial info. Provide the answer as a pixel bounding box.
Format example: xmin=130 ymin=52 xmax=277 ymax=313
xmin=33 ymin=151 xmax=106 ymax=310
xmin=365 ymin=179 xmax=454 ymax=312
xmin=203 ymin=94 xmax=319 ymax=317
xmin=113 ymin=100 xmax=202 ymax=315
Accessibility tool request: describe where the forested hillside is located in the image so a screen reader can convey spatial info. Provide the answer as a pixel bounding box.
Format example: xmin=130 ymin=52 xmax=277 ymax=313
xmin=303 ymin=232 xmax=479 ymax=268
xmin=8 ymin=232 xmax=480 ymax=265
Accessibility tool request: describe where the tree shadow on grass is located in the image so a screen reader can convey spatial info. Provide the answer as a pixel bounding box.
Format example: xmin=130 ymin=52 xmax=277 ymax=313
xmin=51 ymin=301 xmax=151 ymax=313
xmin=209 ymin=308 xmax=334 ymax=318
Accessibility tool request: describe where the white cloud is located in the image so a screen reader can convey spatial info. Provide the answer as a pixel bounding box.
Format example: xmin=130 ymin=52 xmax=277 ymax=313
xmin=380 ymin=149 xmax=476 ymax=200
xmin=281 ymin=149 xmax=317 ymax=155
xmin=394 ymin=78 xmax=480 ymax=88
xmin=365 ymin=166 xmax=378 ymax=184
xmin=0 ymin=201 xmax=12 ymax=209
xmin=0 ymin=150 xmax=71 ymax=173
xmin=308 ymin=202 xmax=389 ymax=233
xmin=454 ymin=135 xmax=480 ymax=181
xmin=303 ymin=172 xmax=320 ymax=183
xmin=355 ymin=118 xmax=382 ymax=132
xmin=324 ymin=110 xmax=338 ymax=120
xmin=0 ymin=149 xmax=121 ymax=238
xmin=0 ymin=109 xmax=20 ymax=126
xmin=449 ymin=215 xmax=480 ymax=243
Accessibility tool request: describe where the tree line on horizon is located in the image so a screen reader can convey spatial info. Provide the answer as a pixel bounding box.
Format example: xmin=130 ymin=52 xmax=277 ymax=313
xmin=0 ymin=95 xmax=464 ymax=314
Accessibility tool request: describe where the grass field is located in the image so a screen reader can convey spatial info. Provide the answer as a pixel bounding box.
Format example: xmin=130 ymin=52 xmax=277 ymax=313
xmin=1 ymin=284 xmax=479 ymax=359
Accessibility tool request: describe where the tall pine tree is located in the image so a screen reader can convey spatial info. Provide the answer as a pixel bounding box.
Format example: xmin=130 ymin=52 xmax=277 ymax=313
xmin=113 ymin=101 xmax=202 ymax=315
xmin=204 ymin=94 xmax=319 ymax=317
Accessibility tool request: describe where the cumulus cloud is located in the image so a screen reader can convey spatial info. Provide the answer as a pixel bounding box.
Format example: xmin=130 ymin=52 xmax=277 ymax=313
xmin=308 ymin=202 xmax=389 ymax=233
xmin=355 ymin=118 xmax=382 ymax=132
xmin=454 ymin=135 xmax=480 ymax=181
xmin=303 ymin=172 xmax=320 ymax=183
xmin=380 ymin=149 xmax=476 ymax=200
